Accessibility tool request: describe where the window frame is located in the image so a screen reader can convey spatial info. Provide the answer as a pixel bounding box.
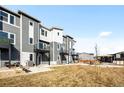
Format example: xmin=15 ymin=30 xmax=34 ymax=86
xmin=29 ymin=37 xmax=34 ymax=45
xmin=29 ymin=54 xmax=33 ymax=61
xmin=8 ymin=33 xmax=16 ymax=45
xmin=41 ymin=29 xmax=44 ymax=36
xmin=0 ymin=10 xmax=17 ymax=27
xmin=10 ymin=14 xmax=15 ymax=25
xmin=45 ymin=31 xmax=47 ymax=37
xmin=0 ymin=10 xmax=8 ymax=22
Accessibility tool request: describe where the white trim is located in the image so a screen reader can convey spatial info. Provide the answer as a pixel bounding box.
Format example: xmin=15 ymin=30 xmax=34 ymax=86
xmin=21 ymin=52 xmax=35 ymax=66
xmin=0 ymin=10 xmax=20 ymax=28
xmin=28 ymin=37 xmax=34 ymax=45
xmin=28 ymin=20 xmax=34 ymax=45
xmin=20 ymin=14 xmax=22 ymax=65
xmin=0 ymin=10 xmax=8 ymax=22
xmin=1 ymin=30 xmax=16 ymax=45
xmin=0 ymin=20 xmax=20 ymax=28
xmin=10 ymin=14 xmax=15 ymax=25
xmin=8 ymin=32 xmax=16 ymax=45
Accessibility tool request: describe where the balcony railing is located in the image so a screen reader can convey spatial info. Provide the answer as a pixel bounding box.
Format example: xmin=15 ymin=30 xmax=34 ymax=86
xmin=0 ymin=37 xmax=10 ymax=45
xmin=34 ymin=42 xmax=50 ymax=51
xmin=60 ymin=47 xmax=68 ymax=54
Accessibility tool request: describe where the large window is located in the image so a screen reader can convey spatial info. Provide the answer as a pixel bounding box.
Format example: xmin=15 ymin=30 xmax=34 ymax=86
xmin=10 ymin=15 xmax=14 ymax=25
xmin=0 ymin=11 xmax=8 ymax=22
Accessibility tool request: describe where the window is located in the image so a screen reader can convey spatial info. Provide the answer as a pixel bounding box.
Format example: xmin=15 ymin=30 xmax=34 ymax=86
xmin=0 ymin=31 xmax=8 ymax=38
xmin=57 ymin=44 xmax=60 ymax=50
xmin=30 ymin=21 xmax=33 ymax=26
xmin=29 ymin=54 xmax=33 ymax=61
xmin=41 ymin=29 xmax=44 ymax=36
xmin=58 ymin=56 xmax=60 ymax=60
xmin=45 ymin=31 xmax=47 ymax=37
xmin=9 ymin=33 xmax=15 ymax=44
xmin=39 ymin=42 xmax=43 ymax=49
xmin=10 ymin=15 xmax=14 ymax=24
xmin=57 ymin=32 xmax=59 ymax=36
xmin=29 ymin=38 xmax=33 ymax=44
xmin=44 ymin=43 xmax=46 ymax=49
xmin=0 ymin=11 xmax=8 ymax=22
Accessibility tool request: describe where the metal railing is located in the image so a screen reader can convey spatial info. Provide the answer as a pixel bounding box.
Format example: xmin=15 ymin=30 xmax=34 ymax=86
xmin=34 ymin=42 xmax=50 ymax=50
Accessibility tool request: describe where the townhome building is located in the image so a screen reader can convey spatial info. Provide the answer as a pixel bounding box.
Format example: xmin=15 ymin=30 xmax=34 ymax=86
xmin=0 ymin=6 xmax=77 ymax=67
xmin=0 ymin=6 xmax=20 ymax=67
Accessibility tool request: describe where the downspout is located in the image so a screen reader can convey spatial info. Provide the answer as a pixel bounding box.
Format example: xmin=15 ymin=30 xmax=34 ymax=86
xmin=20 ymin=14 xmax=22 ymax=66
xmin=9 ymin=39 xmax=11 ymax=67
xmin=53 ymin=32 xmax=54 ymax=64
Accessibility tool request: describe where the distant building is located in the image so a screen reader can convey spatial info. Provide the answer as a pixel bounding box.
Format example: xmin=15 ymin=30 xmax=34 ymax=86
xmin=97 ymin=54 xmax=113 ymax=63
xmin=97 ymin=51 xmax=124 ymax=65
xmin=78 ymin=52 xmax=95 ymax=62
xmin=113 ymin=51 xmax=124 ymax=65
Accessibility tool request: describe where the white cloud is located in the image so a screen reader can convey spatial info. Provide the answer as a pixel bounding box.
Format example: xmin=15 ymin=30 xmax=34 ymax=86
xmin=99 ymin=31 xmax=112 ymax=38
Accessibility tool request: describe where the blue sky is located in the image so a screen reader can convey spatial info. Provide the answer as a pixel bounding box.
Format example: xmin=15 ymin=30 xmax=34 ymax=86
xmin=5 ymin=5 xmax=124 ymax=54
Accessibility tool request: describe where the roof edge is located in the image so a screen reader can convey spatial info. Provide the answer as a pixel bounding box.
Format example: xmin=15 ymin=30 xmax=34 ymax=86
xmin=0 ymin=5 xmax=20 ymax=17
xmin=18 ymin=10 xmax=40 ymax=23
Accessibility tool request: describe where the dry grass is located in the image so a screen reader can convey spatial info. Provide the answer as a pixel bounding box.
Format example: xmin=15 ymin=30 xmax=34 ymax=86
xmin=0 ymin=68 xmax=25 ymax=79
xmin=0 ymin=65 xmax=124 ymax=87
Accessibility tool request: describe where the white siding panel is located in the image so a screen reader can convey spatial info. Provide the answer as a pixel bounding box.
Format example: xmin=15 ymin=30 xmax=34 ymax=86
xmin=51 ymin=29 xmax=63 ymax=43
xmin=21 ymin=52 xmax=34 ymax=66
xmin=29 ymin=21 xmax=34 ymax=38
xmin=40 ymin=28 xmax=51 ymax=42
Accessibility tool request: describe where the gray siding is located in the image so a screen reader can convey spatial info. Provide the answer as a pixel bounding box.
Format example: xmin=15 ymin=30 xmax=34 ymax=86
xmin=16 ymin=17 xmax=20 ymax=27
xmin=22 ymin=15 xmax=39 ymax=52
xmin=50 ymin=42 xmax=61 ymax=64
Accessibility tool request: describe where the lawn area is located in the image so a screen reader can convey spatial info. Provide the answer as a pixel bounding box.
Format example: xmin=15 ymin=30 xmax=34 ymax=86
xmin=0 ymin=65 xmax=124 ymax=87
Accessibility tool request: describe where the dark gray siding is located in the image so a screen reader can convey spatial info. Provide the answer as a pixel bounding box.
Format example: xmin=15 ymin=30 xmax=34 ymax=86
xmin=50 ymin=42 xmax=61 ymax=64
xmin=22 ymin=15 xmax=39 ymax=52
xmin=16 ymin=17 xmax=20 ymax=27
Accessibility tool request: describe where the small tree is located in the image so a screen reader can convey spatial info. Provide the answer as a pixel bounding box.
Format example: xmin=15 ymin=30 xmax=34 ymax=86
xmin=95 ymin=44 xmax=98 ymax=60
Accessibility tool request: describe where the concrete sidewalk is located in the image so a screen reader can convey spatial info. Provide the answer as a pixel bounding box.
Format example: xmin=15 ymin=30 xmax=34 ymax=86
xmin=28 ymin=65 xmax=51 ymax=74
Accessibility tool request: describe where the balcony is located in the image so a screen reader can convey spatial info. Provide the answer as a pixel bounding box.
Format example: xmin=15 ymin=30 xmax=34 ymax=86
xmin=0 ymin=31 xmax=12 ymax=48
xmin=60 ymin=47 xmax=68 ymax=55
xmin=34 ymin=42 xmax=50 ymax=52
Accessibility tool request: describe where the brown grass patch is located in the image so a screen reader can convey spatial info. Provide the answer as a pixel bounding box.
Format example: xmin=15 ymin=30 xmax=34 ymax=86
xmin=0 ymin=65 xmax=124 ymax=87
